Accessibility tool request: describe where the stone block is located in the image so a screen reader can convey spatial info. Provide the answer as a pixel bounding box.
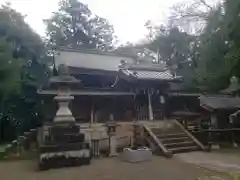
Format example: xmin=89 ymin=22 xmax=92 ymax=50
xmin=5 ymin=144 xmax=13 ymax=154
xmin=53 ymin=133 xmax=85 ymax=144
xmin=11 ymin=140 xmax=18 ymax=153
xmin=120 ymin=147 xmax=152 ymax=163
xmin=39 ymin=142 xmax=90 ymax=153
xmin=39 ymin=142 xmax=91 ymax=170
xmin=51 ymin=125 xmax=80 ymax=135
xmin=18 ymin=136 xmax=26 ymax=151
xmin=23 ymin=132 xmax=31 ymax=150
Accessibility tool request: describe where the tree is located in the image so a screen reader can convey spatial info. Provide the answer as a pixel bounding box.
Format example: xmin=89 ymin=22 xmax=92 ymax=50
xmin=0 ymin=4 xmax=48 ymax=141
xmin=195 ymin=0 xmax=240 ymax=91
xmin=0 ymin=38 xmax=21 ymax=99
xmin=158 ymin=0 xmax=240 ymax=92
xmin=223 ymin=0 xmax=240 ymax=79
xmin=147 ymin=26 xmax=197 ymax=84
xmin=169 ymin=0 xmax=216 ymax=34
xmin=45 ymin=0 xmax=116 ymax=51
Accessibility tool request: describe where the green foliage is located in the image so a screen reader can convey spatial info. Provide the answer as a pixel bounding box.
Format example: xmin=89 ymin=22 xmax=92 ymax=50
xmin=195 ymin=5 xmax=231 ymax=90
xmin=147 ymin=0 xmax=240 ymax=92
xmin=45 ymin=0 xmax=116 ymax=50
xmin=195 ymin=0 xmax=240 ymax=91
xmin=0 ymin=5 xmax=44 ymax=62
xmin=0 ymin=4 xmax=48 ymax=142
xmin=0 ymin=38 xmax=21 ymax=98
xmin=148 ymin=26 xmax=197 ymax=84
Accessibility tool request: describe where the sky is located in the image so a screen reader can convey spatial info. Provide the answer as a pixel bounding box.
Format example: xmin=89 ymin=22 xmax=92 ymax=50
xmin=0 ymin=0 xmax=218 ymax=43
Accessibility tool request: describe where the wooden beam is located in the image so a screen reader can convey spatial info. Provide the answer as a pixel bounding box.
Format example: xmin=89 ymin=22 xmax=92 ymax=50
xmin=38 ymin=89 xmax=136 ymax=96
xmin=174 ymin=120 xmax=206 ymax=151
xmin=147 ymin=89 xmax=154 ymax=120
xmin=90 ymin=99 xmax=94 ymax=124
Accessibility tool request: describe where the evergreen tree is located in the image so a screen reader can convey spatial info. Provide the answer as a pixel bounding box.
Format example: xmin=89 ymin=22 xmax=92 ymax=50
xmin=45 ymin=0 xmax=116 ymax=51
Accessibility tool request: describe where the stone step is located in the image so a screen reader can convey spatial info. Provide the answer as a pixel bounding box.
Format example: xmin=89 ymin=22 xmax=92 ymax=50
xmin=156 ymin=133 xmax=186 ymax=139
xmin=188 ymin=126 xmax=200 ymax=129
xmin=164 ymin=141 xmax=195 ymax=148
xmin=160 ymin=136 xmax=190 ymax=143
xmin=187 ymin=123 xmax=198 ymax=126
xmin=150 ymin=128 xmax=162 ymax=134
xmin=187 ymin=126 xmax=198 ymax=129
xmin=168 ymin=145 xmax=199 ymax=154
xmin=150 ymin=128 xmax=182 ymax=135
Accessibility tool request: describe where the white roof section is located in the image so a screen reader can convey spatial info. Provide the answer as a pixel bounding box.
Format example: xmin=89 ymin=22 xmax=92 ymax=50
xmin=121 ymin=69 xmax=179 ymax=80
xmin=55 ymin=49 xmax=135 ymax=72
xmin=54 ymin=48 xmax=181 ymax=81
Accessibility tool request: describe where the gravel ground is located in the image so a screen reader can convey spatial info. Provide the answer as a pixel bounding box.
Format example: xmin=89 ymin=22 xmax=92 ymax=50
xmin=176 ymin=151 xmax=240 ymax=172
xmin=0 ymin=156 xmax=224 ymax=180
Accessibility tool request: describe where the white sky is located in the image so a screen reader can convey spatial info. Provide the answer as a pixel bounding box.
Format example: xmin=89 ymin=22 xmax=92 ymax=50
xmin=0 ymin=0 xmax=219 ymax=43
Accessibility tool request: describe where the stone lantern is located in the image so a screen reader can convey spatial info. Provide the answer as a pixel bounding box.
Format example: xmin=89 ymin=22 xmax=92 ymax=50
xmin=50 ymin=64 xmax=80 ymax=123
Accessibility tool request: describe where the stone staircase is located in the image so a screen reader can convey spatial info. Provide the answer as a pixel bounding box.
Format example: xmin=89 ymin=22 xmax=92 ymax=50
xmin=0 ymin=128 xmax=38 ymax=160
xmin=152 ymin=130 xmax=199 ymax=154
xmin=142 ymin=120 xmax=205 ymax=156
xmin=186 ymin=119 xmax=200 ymax=132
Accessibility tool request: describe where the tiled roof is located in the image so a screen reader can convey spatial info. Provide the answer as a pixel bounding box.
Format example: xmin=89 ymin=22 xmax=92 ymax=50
xmin=55 ymin=48 xmax=181 ymax=81
xmin=121 ymin=69 xmax=179 ymax=80
xmin=199 ymin=96 xmax=240 ymax=110
xmin=171 ymin=111 xmax=201 ymax=117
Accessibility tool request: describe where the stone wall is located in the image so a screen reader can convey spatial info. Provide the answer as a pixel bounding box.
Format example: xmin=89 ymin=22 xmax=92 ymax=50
xmin=38 ymin=122 xmax=134 ymax=151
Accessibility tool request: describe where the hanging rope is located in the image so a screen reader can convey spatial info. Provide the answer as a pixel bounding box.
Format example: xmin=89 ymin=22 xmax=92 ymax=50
xmin=111 ymin=76 xmax=119 ymax=87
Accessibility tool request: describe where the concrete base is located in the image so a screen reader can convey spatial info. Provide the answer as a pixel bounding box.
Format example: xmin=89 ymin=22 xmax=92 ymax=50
xmin=233 ymin=142 xmax=238 ymax=148
xmin=109 ymin=152 xmax=119 ymax=157
xmin=121 ymin=147 xmax=152 ymax=163
xmin=54 ymin=115 xmax=75 ymax=122
xmin=211 ymin=144 xmax=220 ymax=150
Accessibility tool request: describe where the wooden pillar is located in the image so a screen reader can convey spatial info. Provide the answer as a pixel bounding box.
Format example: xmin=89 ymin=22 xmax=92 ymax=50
xmin=90 ymin=99 xmax=94 ymax=124
xmin=147 ymin=89 xmax=154 ymax=120
xmin=211 ymin=114 xmax=218 ymax=128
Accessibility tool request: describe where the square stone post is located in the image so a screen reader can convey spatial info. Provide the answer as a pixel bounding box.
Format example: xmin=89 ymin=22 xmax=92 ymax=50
xmin=106 ymin=121 xmax=119 ymax=156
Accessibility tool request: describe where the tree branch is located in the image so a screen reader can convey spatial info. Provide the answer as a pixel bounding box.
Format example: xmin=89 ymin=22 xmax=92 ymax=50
xmin=199 ymin=0 xmax=213 ymax=10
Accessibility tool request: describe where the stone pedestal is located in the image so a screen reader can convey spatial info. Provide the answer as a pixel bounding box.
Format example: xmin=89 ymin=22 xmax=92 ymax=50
xmin=54 ymin=95 xmax=75 ymax=122
xmin=109 ymin=134 xmax=118 ymax=156
xmin=39 ymin=124 xmax=91 ymax=170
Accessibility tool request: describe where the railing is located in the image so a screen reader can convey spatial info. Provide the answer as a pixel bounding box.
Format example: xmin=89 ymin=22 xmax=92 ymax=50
xmin=91 ymin=136 xmax=131 ymax=157
xmin=141 ymin=124 xmax=172 ymax=158
xmin=174 ymin=120 xmax=206 ymax=151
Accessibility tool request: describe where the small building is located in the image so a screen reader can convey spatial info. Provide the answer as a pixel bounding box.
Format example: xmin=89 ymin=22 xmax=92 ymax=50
xmin=199 ymin=95 xmax=240 ymax=129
